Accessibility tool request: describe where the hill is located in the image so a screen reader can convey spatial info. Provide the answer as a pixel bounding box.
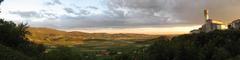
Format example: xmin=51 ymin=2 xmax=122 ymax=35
xmin=27 ymin=27 xmax=160 ymax=46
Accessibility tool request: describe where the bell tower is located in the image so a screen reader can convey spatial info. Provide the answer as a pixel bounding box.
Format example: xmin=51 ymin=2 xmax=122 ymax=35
xmin=204 ymin=9 xmax=209 ymax=20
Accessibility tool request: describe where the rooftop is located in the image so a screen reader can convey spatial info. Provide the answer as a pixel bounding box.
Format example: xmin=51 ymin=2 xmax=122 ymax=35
xmin=208 ymin=19 xmax=225 ymax=25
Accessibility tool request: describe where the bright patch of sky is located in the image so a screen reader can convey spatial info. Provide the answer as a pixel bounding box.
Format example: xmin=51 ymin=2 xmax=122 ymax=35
xmin=0 ymin=0 xmax=108 ymax=22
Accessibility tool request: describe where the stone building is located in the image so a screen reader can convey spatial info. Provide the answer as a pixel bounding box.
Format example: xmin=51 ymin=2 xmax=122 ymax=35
xmin=229 ymin=19 xmax=240 ymax=29
xmin=190 ymin=9 xmax=227 ymax=33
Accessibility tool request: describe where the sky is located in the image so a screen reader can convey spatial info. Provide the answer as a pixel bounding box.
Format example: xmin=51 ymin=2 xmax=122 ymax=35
xmin=0 ymin=0 xmax=240 ymax=35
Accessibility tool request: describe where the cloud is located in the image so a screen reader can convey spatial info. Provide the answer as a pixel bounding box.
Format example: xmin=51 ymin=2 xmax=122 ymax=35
xmin=53 ymin=0 xmax=62 ymax=5
xmin=2 ymin=0 xmax=240 ymax=30
xmin=87 ymin=6 xmax=98 ymax=10
xmin=107 ymin=0 xmax=240 ymax=25
xmin=45 ymin=0 xmax=62 ymax=5
xmin=63 ymin=8 xmax=74 ymax=13
xmin=9 ymin=11 xmax=42 ymax=18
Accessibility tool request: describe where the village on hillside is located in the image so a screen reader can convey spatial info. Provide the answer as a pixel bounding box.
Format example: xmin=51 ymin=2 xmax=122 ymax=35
xmin=190 ymin=9 xmax=240 ymax=33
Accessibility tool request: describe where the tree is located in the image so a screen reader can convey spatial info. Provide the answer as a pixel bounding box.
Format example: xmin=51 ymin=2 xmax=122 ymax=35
xmin=145 ymin=30 xmax=240 ymax=60
xmin=0 ymin=19 xmax=30 ymax=47
xmin=0 ymin=0 xmax=3 ymax=4
xmin=0 ymin=19 xmax=46 ymax=57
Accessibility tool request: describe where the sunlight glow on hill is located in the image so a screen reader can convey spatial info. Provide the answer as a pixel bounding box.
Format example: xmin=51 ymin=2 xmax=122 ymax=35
xmin=62 ymin=25 xmax=201 ymax=35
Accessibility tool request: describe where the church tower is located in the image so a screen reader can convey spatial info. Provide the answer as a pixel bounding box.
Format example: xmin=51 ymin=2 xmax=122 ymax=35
xmin=204 ymin=9 xmax=209 ymax=20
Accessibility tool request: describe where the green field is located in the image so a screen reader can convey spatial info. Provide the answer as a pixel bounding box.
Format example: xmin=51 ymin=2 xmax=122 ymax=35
xmin=48 ymin=39 xmax=152 ymax=55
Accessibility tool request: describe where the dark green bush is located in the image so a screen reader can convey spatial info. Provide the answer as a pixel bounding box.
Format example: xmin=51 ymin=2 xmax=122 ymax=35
xmin=0 ymin=44 xmax=31 ymax=60
xmin=39 ymin=46 xmax=83 ymax=60
xmin=145 ymin=30 xmax=240 ymax=60
xmin=0 ymin=19 xmax=46 ymax=57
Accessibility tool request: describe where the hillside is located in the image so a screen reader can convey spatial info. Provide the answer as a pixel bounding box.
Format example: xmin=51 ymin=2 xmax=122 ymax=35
xmin=27 ymin=27 xmax=160 ymax=45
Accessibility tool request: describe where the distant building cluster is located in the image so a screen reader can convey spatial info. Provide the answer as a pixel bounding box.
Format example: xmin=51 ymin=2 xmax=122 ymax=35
xmin=229 ymin=19 xmax=240 ymax=29
xmin=190 ymin=9 xmax=240 ymax=34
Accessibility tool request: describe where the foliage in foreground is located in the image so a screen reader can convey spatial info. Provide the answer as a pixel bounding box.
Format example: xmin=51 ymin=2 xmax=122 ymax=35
xmin=0 ymin=44 xmax=31 ymax=60
xmin=39 ymin=46 xmax=84 ymax=60
xmin=145 ymin=30 xmax=240 ymax=60
xmin=0 ymin=19 xmax=46 ymax=59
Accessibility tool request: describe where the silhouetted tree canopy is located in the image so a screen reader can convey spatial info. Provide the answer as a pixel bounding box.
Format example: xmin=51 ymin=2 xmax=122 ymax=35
xmin=0 ymin=19 xmax=46 ymax=57
xmin=144 ymin=30 xmax=240 ymax=60
xmin=0 ymin=19 xmax=30 ymax=47
xmin=0 ymin=0 xmax=3 ymax=4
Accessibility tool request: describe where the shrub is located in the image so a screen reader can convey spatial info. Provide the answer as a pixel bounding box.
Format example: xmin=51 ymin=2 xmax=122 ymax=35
xmin=145 ymin=30 xmax=240 ymax=60
xmin=0 ymin=44 xmax=31 ymax=60
xmin=39 ymin=46 xmax=83 ymax=60
xmin=0 ymin=19 xmax=46 ymax=57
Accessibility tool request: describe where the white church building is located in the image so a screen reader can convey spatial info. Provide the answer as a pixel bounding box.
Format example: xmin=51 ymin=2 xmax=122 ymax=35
xmin=190 ymin=9 xmax=227 ymax=33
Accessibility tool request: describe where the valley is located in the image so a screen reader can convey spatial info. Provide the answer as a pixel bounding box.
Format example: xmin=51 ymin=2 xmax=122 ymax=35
xmin=27 ymin=27 xmax=162 ymax=55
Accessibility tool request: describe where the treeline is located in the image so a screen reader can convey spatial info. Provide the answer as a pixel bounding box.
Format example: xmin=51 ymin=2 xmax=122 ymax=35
xmin=144 ymin=30 xmax=240 ymax=60
xmin=120 ymin=30 xmax=238 ymax=60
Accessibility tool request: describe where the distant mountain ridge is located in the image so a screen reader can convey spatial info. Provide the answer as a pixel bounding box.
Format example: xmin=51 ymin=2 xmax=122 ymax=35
xmin=27 ymin=27 xmax=160 ymax=45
